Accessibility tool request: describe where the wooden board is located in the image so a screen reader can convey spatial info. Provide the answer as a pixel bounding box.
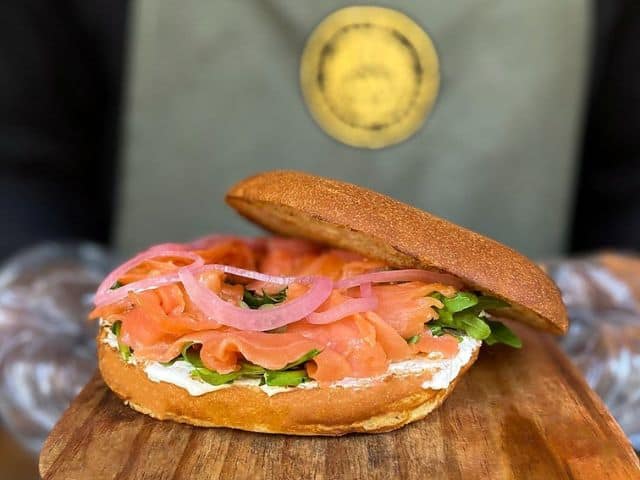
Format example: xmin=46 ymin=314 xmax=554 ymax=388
xmin=39 ymin=325 xmax=640 ymax=480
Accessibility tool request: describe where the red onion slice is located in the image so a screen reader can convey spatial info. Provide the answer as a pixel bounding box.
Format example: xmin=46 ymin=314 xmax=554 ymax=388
xmin=335 ymin=269 xmax=464 ymax=290
xmin=196 ymin=264 xmax=295 ymax=285
xmin=306 ymin=297 xmax=378 ymax=325
xmin=94 ymin=249 xmax=204 ymax=306
xmin=94 ymin=272 xmax=183 ymax=307
xmin=306 ymin=282 xmax=377 ymax=325
xmin=360 ymin=282 xmax=372 ymax=297
xmin=179 ymin=269 xmax=333 ymax=332
xmin=93 ymin=262 xmax=296 ymax=309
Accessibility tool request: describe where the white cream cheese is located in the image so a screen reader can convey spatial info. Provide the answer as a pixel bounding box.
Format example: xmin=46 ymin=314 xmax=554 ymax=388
xmin=101 ymin=324 xmax=480 ymax=396
xmin=102 ymin=328 xmax=119 ymax=349
xmin=143 ymin=360 xmax=317 ymax=397
xmin=112 ymin=337 xmax=480 ymax=397
xmin=144 ymin=361 xmax=239 ymax=396
xmin=329 ymin=336 xmax=480 ymax=390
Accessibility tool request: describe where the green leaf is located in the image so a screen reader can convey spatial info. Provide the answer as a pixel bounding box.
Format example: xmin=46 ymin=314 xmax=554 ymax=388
xmin=191 ymin=368 xmax=241 ymax=386
xmin=264 ymin=369 xmax=308 ymax=387
xmin=430 ymin=292 xmax=445 ymax=303
xmin=428 ymin=321 xmax=462 ymax=340
xmin=406 ymin=335 xmax=420 ymax=344
xmin=188 ymin=357 xmax=264 ymax=386
xmin=242 ymin=288 xmax=288 ymax=309
xmin=442 ymin=292 xmax=478 ymax=313
xmin=181 ymin=345 xmax=317 ymax=388
xmin=110 ymin=280 xmax=123 ymax=290
xmin=437 ymin=309 xmax=454 ymax=326
xmin=238 ymin=362 xmax=266 ymax=375
xmin=110 ymin=321 xmax=132 ymax=361
xmin=426 ymin=291 xmax=519 ymax=347
xmin=428 ymin=322 xmax=444 ymax=336
xmin=283 ymin=349 xmax=321 ymax=369
xmin=484 ymin=320 xmax=522 ymax=348
xmin=473 ymin=295 xmax=510 ymax=312
xmin=452 ymin=312 xmax=491 ymax=340
xmin=181 ymin=342 xmax=204 ymax=368
xmin=119 ymin=344 xmax=132 ymax=361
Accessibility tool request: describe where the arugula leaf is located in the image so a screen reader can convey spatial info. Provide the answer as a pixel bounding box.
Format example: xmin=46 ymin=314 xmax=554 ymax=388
xmin=110 ymin=321 xmax=132 ymax=361
xmin=430 ymin=292 xmax=445 ymax=303
xmin=442 ymin=292 xmax=478 ymax=313
xmin=182 ymin=343 xmax=206 ymax=368
xmin=437 ymin=309 xmax=454 ymax=325
xmin=472 ymin=295 xmax=509 ymax=313
xmin=118 ymin=342 xmax=131 ymax=362
xmin=110 ymin=280 xmax=123 ymax=290
xmin=428 ymin=322 xmax=444 ymax=337
xmin=192 ymin=368 xmax=241 ymax=386
xmin=406 ymin=335 xmax=420 ymax=344
xmin=180 ymin=344 xmax=316 ymax=388
xmin=283 ymin=349 xmax=321 ymax=369
xmin=427 ymin=291 xmax=521 ymax=347
xmin=452 ymin=312 xmax=491 ymax=340
xmin=238 ymin=363 xmax=266 ymax=375
xmin=242 ymin=288 xmax=288 ymax=309
xmin=484 ymin=320 xmax=522 ymax=348
xmin=428 ymin=321 xmax=462 ymax=340
xmin=264 ymin=369 xmax=308 ymax=387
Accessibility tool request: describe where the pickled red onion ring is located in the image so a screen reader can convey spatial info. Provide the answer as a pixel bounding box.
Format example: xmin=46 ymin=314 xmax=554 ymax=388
xmin=360 ymin=282 xmax=372 ymax=297
xmin=93 ymin=263 xmax=296 ymax=308
xmin=94 ymin=272 xmax=183 ymax=307
xmin=196 ymin=264 xmax=295 ymax=285
xmin=179 ymin=269 xmax=333 ymax=332
xmin=306 ymin=283 xmax=378 ymax=324
xmin=334 ymin=269 xmax=464 ymax=290
xmin=93 ymin=249 xmax=204 ymax=306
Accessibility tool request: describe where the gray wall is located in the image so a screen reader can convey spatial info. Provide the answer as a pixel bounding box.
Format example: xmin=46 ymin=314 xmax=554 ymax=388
xmin=116 ymin=0 xmax=588 ymax=258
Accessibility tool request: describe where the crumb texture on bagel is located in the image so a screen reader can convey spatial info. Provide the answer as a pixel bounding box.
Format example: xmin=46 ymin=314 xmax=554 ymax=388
xmin=226 ymin=170 xmax=568 ymax=334
xmin=98 ymin=334 xmax=479 ymax=435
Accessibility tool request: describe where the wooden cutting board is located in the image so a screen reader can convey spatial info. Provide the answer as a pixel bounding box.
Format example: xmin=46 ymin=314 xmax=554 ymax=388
xmin=39 ymin=325 xmax=640 ymax=480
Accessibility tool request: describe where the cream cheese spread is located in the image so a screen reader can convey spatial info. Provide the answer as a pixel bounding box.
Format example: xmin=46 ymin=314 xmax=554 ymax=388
xmin=101 ymin=324 xmax=480 ymax=397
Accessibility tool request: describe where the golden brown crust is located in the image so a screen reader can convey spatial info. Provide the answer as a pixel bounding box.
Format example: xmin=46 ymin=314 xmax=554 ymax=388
xmin=225 ymin=170 xmax=568 ymax=334
xmin=97 ymin=332 xmax=479 ymax=435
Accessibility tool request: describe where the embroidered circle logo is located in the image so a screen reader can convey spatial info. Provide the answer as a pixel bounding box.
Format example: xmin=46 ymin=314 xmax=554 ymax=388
xmin=300 ymin=6 xmax=440 ymax=149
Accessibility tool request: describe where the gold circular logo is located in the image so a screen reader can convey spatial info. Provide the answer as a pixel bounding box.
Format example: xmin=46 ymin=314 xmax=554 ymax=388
xmin=300 ymin=6 xmax=440 ymax=149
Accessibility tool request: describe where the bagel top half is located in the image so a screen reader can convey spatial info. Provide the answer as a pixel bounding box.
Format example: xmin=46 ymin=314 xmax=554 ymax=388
xmin=226 ymin=170 xmax=567 ymax=335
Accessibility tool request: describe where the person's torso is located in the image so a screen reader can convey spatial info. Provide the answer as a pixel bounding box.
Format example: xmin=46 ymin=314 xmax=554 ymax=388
xmin=116 ymin=0 xmax=588 ymax=258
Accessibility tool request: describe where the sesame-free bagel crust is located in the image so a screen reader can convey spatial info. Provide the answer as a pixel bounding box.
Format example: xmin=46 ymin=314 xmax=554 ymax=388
xmin=226 ymin=170 xmax=567 ymax=334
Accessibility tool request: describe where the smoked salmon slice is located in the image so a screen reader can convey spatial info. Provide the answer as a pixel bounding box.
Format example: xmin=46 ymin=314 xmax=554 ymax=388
xmin=92 ymin=238 xmax=463 ymax=383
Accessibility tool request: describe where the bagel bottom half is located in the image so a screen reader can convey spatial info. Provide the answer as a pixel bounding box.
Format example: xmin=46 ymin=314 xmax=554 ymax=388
xmin=97 ymin=332 xmax=480 ymax=436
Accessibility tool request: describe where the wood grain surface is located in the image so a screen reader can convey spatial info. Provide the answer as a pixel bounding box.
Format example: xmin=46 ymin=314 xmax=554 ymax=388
xmin=39 ymin=324 xmax=640 ymax=480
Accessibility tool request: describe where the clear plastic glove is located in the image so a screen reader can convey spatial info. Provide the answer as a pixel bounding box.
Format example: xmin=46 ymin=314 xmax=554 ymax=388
xmin=0 ymin=243 xmax=114 ymax=452
xmin=546 ymin=255 xmax=640 ymax=450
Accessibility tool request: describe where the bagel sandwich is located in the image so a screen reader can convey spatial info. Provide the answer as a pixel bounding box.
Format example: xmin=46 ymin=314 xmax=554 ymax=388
xmin=91 ymin=170 xmax=567 ymax=435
